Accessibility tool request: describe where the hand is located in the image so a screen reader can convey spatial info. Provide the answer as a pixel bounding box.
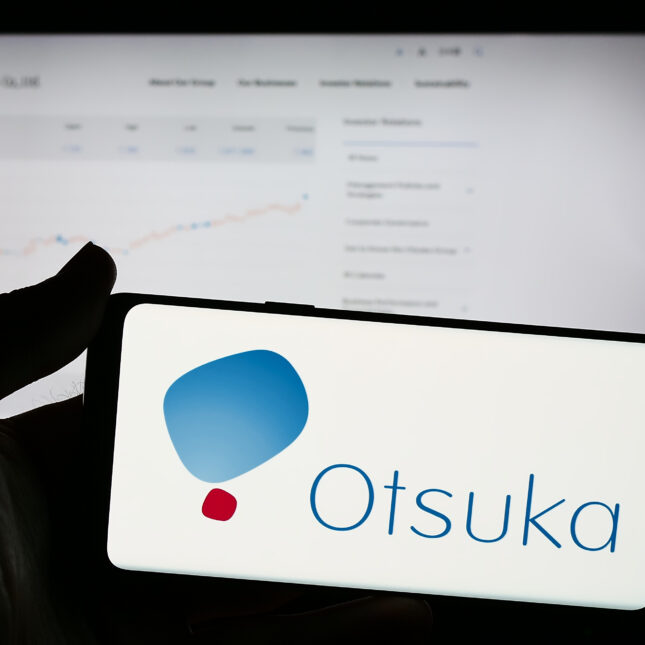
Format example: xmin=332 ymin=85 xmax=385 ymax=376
xmin=0 ymin=242 xmax=116 ymax=643
xmin=0 ymin=243 xmax=433 ymax=643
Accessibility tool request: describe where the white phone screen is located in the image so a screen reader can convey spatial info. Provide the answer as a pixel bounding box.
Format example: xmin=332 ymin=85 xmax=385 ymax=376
xmin=108 ymin=302 xmax=645 ymax=610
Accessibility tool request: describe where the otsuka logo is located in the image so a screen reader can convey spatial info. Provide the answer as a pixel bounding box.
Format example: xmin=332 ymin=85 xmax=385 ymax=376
xmin=163 ymin=350 xmax=308 ymax=521
xmin=310 ymin=467 xmax=620 ymax=552
xmin=164 ymin=353 xmax=620 ymax=553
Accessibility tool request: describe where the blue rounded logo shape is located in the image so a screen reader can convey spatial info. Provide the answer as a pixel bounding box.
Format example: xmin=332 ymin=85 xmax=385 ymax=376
xmin=163 ymin=350 xmax=309 ymax=483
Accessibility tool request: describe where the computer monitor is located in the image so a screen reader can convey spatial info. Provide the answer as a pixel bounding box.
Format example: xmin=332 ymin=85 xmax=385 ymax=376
xmin=2 ymin=34 xmax=645 ymax=413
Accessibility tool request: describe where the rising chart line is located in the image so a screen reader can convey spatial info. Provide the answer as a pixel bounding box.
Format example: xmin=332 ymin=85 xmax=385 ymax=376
xmin=2 ymin=201 xmax=303 ymax=257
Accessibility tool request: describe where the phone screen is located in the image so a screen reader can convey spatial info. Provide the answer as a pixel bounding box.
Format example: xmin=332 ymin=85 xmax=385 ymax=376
xmin=107 ymin=302 xmax=645 ymax=610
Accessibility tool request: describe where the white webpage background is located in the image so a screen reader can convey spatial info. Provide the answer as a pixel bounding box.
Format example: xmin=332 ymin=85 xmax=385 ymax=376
xmin=1 ymin=35 xmax=645 ymax=415
xmin=110 ymin=304 xmax=645 ymax=609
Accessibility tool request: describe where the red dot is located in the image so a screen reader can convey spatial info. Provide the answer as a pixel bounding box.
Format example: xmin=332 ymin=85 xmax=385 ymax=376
xmin=202 ymin=488 xmax=237 ymax=521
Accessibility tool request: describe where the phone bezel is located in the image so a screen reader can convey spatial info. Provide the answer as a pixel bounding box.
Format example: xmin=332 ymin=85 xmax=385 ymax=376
xmin=83 ymin=292 xmax=645 ymax=636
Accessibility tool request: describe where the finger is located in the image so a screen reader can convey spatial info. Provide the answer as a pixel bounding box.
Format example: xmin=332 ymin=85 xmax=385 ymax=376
xmin=0 ymin=243 xmax=116 ymax=400
xmin=1 ymin=396 xmax=87 ymax=495
xmin=3 ymin=394 xmax=82 ymax=452
xmin=286 ymin=595 xmax=433 ymax=643
xmin=190 ymin=594 xmax=433 ymax=644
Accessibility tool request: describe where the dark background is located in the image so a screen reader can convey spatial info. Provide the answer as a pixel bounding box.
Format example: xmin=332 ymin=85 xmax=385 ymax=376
xmin=3 ymin=4 xmax=645 ymax=35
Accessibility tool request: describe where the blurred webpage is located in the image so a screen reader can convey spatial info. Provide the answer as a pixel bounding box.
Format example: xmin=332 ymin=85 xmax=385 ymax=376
xmin=1 ymin=35 xmax=645 ymax=414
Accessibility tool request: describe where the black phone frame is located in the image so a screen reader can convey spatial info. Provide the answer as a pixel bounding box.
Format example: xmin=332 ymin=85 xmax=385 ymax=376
xmin=83 ymin=292 xmax=645 ymax=640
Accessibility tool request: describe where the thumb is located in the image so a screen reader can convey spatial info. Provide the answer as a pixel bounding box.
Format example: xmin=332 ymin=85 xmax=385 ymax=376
xmin=0 ymin=243 xmax=116 ymax=401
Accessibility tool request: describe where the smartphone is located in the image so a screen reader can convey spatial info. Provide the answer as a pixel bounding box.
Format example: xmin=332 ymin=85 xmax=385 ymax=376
xmin=84 ymin=293 xmax=645 ymax=612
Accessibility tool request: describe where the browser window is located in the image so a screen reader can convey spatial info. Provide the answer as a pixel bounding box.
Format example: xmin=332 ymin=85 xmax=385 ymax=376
xmin=2 ymin=34 xmax=645 ymax=413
